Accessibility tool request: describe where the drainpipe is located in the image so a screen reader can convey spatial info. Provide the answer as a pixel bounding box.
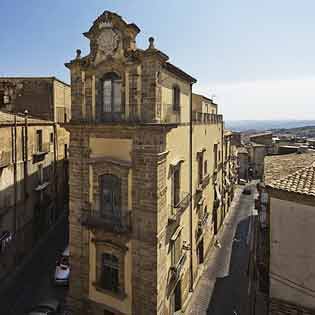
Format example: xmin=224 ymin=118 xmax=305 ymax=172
xmin=13 ymin=113 xmax=17 ymax=236
xmin=24 ymin=110 xmax=28 ymax=202
xmin=189 ymin=82 xmax=193 ymax=292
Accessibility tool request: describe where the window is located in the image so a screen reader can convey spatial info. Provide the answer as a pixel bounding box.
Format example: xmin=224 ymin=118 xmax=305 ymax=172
xmin=100 ymin=175 xmax=122 ymax=217
xmin=64 ymin=144 xmax=68 ymax=159
xmin=198 ymin=154 xmax=203 ymax=185
xmin=100 ymin=253 xmax=119 ymax=293
xmin=171 ymin=231 xmax=182 ymax=266
xmin=214 ymin=144 xmax=218 ymax=169
xmin=172 ymin=166 xmax=180 ymax=207
xmin=50 ymin=133 xmax=53 ymax=143
xmin=36 ymin=130 xmax=43 ymax=152
xmin=204 ymin=160 xmax=208 ymax=176
xmin=172 ymin=85 xmax=180 ymax=111
xmin=102 ymin=73 xmax=122 ymax=114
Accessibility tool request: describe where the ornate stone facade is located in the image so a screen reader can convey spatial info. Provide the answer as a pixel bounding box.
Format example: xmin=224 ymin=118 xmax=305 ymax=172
xmin=66 ymin=11 xmax=236 ymax=315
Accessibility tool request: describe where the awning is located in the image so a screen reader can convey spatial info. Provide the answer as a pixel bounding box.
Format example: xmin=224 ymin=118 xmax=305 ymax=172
xmin=35 ymin=181 xmax=50 ymax=192
xmin=171 ymin=225 xmax=183 ymax=241
xmin=197 ymin=197 xmax=205 ymax=206
xmin=226 ymin=177 xmax=231 ymax=187
xmin=215 ymin=185 xmax=221 ymax=201
xmin=170 ymin=158 xmax=185 ymax=169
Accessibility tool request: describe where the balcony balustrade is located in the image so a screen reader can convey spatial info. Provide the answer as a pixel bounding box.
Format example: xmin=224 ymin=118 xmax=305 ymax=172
xmin=0 ymin=151 xmax=10 ymax=169
xmin=32 ymin=143 xmax=50 ymax=163
xmin=192 ymin=111 xmax=223 ymax=124
xmin=168 ymin=192 xmax=191 ymax=224
xmin=81 ymin=209 xmax=132 ymax=234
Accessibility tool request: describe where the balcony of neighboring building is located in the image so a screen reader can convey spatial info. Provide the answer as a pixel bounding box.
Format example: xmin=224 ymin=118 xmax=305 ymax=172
xmin=169 ymin=251 xmax=187 ymax=285
xmin=32 ymin=142 xmax=50 ymax=163
xmin=192 ymin=111 xmax=223 ymax=124
xmin=0 ymin=151 xmax=11 ymax=169
xmin=81 ymin=209 xmax=132 ymax=234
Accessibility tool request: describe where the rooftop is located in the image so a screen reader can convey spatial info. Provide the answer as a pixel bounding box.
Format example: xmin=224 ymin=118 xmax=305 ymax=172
xmin=267 ymin=164 xmax=315 ymax=197
xmin=0 ymin=110 xmax=52 ymax=126
xmin=264 ymin=152 xmax=315 ymax=185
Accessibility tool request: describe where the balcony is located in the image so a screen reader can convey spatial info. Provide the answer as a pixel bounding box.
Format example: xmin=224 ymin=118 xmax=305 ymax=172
xmin=168 ymin=192 xmax=191 ymax=224
xmin=33 ymin=143 xmax=50 ymax=163
xmin=92 ymin=103 xmax=182 ymax=124
xmin=197 ymin=173 xmax=210 ymax=191
xmin=197 ymin=212 xmax=209 ymax=238
xmin=0 ymin=151 xmax=10 ymax=169
xmin=192 ymin=112 xmax=223 ymax=124
xmin=81 ymin=209 xmax=132 ymax=234
xmin=169 ymin=252 xmax=187 ymax=284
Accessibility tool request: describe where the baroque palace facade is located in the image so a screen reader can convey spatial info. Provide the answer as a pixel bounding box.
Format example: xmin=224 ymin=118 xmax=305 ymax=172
xmin=66 ymin=11 xmax=237 ymax=315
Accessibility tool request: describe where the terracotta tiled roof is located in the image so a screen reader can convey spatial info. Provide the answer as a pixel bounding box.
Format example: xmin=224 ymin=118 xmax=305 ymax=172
xmin=264 ymin=152 xmax=315 ymax=185
xmin=268 ymin=164 xmax=315 ymax=196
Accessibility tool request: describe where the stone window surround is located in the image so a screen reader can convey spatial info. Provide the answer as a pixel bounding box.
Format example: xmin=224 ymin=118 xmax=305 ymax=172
xmin=92 ymin=238 xmax=128 ymax=300
xmin=90 ymin=159 xmax=130 ymax=212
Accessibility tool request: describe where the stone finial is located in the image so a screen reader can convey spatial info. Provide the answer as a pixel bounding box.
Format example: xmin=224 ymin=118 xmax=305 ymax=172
xmin=76 ymin=49 xmax=82 ymax=59
xmin=24 ymin=109 xmax=28 ymax=116
xmin=148 ymin=37 xmax=155 ymax=49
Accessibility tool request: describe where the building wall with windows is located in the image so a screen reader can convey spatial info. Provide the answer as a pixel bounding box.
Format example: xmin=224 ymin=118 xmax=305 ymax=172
xmin=66 ymin=11 xmax=235 ymax=315
xmin=0 ymin=111 xmax=69 ymax=282
xmin=0 ymin=77 xmax=71 ymax=123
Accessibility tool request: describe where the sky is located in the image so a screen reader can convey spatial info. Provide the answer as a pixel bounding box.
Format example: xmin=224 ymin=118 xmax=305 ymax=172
xmin=1 ymin=0 xmax=315 ymax=120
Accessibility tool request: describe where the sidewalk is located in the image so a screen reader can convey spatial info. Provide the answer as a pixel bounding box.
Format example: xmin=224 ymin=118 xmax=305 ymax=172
xmin=185 ymin=183 xmax=256 ymax=315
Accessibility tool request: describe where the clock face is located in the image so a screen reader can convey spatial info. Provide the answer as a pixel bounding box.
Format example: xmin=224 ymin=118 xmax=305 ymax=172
xmin=97 ymin=28 xmax=120 ymax=56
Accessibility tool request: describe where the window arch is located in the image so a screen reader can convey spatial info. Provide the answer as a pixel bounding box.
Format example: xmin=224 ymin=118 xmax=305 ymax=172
xmin=100 ymin=174 xmax=121 ymax=217
xmin=101 ymin=72 xmax=122 ymax=114
xmin=172 ymin=85 xmax=180 ymax=111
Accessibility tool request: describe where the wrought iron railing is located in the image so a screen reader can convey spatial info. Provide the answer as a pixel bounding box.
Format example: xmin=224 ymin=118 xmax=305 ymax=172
xmin=170 ymin=252 xmax=187 ymax=282
xmin=81 ymin=209 xmax=132 ymax=233
xmin=169 ymin=192 xmax=191 ymax=223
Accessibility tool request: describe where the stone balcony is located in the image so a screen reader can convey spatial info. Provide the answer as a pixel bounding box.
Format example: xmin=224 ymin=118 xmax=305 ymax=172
xmin=81 ymin=209 xmax=132 ymax=234
xmin=0 ymin=151 xmax=10 ymax=169
xmin=32 ymin=143 xmax=50 ymax=163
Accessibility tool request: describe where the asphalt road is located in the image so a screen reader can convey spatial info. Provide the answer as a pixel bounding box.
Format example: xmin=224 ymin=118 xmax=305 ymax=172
xmin=0 ymin=215 xmax=69 ymax=315
xmin=185 ymin=182 xmax=257 ymax=315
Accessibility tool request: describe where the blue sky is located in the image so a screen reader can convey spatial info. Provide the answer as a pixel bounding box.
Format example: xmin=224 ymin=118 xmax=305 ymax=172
xmin=1 ymin=0 xmax=315 ymax=120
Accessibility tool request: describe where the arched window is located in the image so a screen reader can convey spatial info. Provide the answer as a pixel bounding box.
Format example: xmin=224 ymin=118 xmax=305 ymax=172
xmin=172 ymin=85 xmax=180 ymax=111
xmin=102 ymin=72 xmax=122 ymax=114
xmin=100 ymin=174 xmax=121 ymax=217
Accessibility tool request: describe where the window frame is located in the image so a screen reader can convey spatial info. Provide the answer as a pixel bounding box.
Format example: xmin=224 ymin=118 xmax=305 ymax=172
xmin=101 ymin=72 xmax=122 ymax=115
xmin=172 ymin=85 xmax=180 ymax=111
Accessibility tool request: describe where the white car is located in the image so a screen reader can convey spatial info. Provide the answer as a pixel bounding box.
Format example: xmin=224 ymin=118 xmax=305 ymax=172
xmin=54 ymin=246 xmax=70 ymax=286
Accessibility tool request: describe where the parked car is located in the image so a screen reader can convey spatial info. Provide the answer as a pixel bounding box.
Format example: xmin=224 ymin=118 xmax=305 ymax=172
xmin=27 ymin=299 xmax=60 ymax=315
xmin=54 ymin=246 xmax=70 ymax=286
xmin=243 ymin=187 xmax=251 ymax=195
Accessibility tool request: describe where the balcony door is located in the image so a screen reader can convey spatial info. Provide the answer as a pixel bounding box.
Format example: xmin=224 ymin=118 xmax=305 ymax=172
xmin=102 ymin=72 xmax=122 ymax=120
xmin=100 ymin=174 xmax=121 ymax=219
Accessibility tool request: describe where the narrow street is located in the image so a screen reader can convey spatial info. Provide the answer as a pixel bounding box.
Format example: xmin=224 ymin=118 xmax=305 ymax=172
xmin=0 ymin=214 xmax=69 ymax=315
xmin=185 ymin=183 xmax=257 ymax=315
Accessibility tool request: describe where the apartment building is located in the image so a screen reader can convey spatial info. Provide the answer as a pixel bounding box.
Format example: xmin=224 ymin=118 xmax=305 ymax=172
xmin=0 ymin=77 xmax=71 ymax=123
xmin=0 ymin=110 xmax=69 ymax=281
xmin=65 ymin=11 xmax=236 ymax=315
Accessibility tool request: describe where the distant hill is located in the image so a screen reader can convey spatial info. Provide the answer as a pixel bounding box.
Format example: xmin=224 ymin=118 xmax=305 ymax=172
xmin=270 ymin=125 xmax=315 ymax=138
xmin=225 ymin=120 xmax=315 ymax=132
